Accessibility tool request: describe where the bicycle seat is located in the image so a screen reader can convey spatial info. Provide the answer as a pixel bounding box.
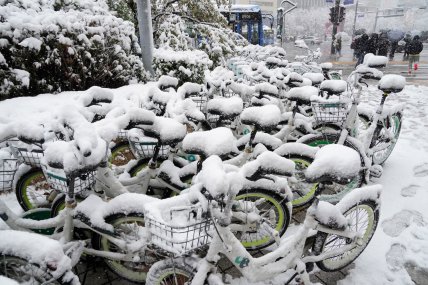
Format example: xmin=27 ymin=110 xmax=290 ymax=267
xmin=157 ymin=75 xmax=178 ymax=91
xmin=255 ymin=82 xmax=279 ymax=97
xmin=286 ymin=72 xmax=304 ymax=87
xmin=241 ymin=151 xmax=294 ymax=181
xmin=236 ymin=132 xmax=282 ymax=151
xmin=83 ymin=86 xmax=114 ymax=107
xmin=126 ymin=109 xmax=155 ymax=129
xmin=240 ymin=105 xmax=281 ymax=132
xmin=303 ymin=72 xmax=324 ymax=86
xmin=320 ymin=80 xmax=347 ymax=95
xmin=305 ymin=144 xmax=361 ymax=185
xmin=320 ymin=62 xmax=333 ymax=72
xmin=177 ymin=83 xmax=203 ymax=99
xmin=378 ymin=74 xmax=406 ymax=94
xmin=152 ymin=88 xmax=173 ymax=106
xmin=355 ymin=66 xmax=383 ymax=80
xmin=143 ymin=117 xmax=187 ymax=146
xmin=157 ymin=160 xmax=188 ymax=192
xmin=310 ymin=201 xmax=347 ymax=231
xmin=16 ymin=122 xmax=45 ymax=145
xmin=207 ymin=96 xmax=243 ymax=119
xmin=182 ymin=127 xmax=238 ymax=158
xmin=287 ymin=86 xmax=319 ymax=105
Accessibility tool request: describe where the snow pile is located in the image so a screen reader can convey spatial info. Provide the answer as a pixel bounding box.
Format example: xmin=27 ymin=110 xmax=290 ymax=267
xmin=303 ymin=72 xmax=324 ymax=85
xmin=0 ymin=0 xmax=146 ymax=98
xmin=378 ymin=75 xmax=406 ymax=93
xmin=287 ymin=86 xmax=319 ymax=103
xmin=305 ymin=144 xmax=361 ymax=183
xmin=142 ymin=117 xmax=186 ymax=145
xmin=240 ymin=105 xmax=281 ymax=130
xmin=255 ymin=82 xmax=279 ymax=96
xmin=0 ymin=276 xmax=19 ymax=285
xmin=320 ymin=80 xmax=348 ymax=94
xmin=207 ymin=97 xmax=243 ymax=118
xmin=320 ymin=62 xmax=333 ymax=70
xmin=363 ymin=53 xmax=388 ymax=68
xmin=182 ymin=127 xmax=238 ymax=157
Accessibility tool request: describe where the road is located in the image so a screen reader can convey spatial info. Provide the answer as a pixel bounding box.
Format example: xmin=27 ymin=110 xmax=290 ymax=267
xmin=282 ymin=41 xmax=428 ymax=86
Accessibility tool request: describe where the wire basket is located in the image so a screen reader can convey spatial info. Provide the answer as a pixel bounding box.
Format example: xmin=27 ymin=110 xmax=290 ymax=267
xmin=42 ymin=165 xmax=96 ymax=194
xmin=147 ymin=206 xmax=213 ymax=256
xmin=311 ymin=102 xmax=349 ymax=124
xmin=117 ymin=130 xmax=128 ymax=141
xmin=13 ymin=146 xmax=44 ymax=168
xmin=189 ymin=95 xmax=208 ymax=114
xmin=129 ymin=137 xmax=169 ymax=160
xmin=0 ymin=158 xmax=18 ymax=191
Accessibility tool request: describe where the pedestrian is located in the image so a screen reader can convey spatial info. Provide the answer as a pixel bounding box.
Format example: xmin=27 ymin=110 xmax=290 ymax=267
xmin=408 ymin=35 xmax=424 ymax=75
xmin=355 ymin=33 xmax=369 ymax=67
xmin=377 ymin=33 xmax=389 ymax=57
xmin=366 ymin=33 xmax=379 ymax=55
xmin=389 ymin=41 xmax=399 ymax=60
xmin=403 ymin=34 xmax=412 ymax=60
xmin=351 ymin=35 xmax=360 ymax=61
xmin=334 ymin=34 xmax=342 ymax=57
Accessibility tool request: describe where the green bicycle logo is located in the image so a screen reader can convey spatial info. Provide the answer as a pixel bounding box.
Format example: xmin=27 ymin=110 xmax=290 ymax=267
xmin=234 ymin=256 xmax=250 ymax=268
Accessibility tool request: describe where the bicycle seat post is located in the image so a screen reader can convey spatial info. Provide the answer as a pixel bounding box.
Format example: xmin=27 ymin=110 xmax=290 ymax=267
xmin=63 ymin=176 xmax=76 ymax=243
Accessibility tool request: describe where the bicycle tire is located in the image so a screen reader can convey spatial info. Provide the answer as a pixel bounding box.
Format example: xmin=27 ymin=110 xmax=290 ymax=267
xmin=109 ymin=141 xmax=135 ymax=167
xmin=92 ymin=212 xmax=153 ymax=284
xmin=0 ymin=254 xmax=73 ymax=284
xmin=371 ymin=112 xmax=402 ymax=165
xmin=234 ymin=188 xmax=291 ymax=251
xmin=146 ymin=258 xmax=195 ymax=285
xmin=15 ymin=168 xmax=52 ymax=211
xmin=312 ymin=199 xmax=379 ymax=272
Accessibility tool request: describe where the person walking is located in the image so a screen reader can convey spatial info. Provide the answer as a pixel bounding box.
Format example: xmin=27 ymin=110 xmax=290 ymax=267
xmin=408 ymin=35 xmax=424 ymax=75
xmin=334 ymin=34 xmax=342 ymax=57
xmin=366 ymin=33 xmax=378 ymax=55
xmin=377 ymin=33 xmax=389 ymax=57
xmin=403 ymin=34 xmax=412 ymax=60
xmin=355 ymin=33 xmax=369 ymax=66
xmin=389 ymin=41 xmax=399 ymax=61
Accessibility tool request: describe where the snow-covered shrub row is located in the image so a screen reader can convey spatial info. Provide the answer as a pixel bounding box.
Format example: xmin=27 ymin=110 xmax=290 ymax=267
xmin=0 ymin=0 xmax=147 ymax=99
xmin=154 ymin=14 xmax=247 ymax=67
xmin=153 ymin=48 xmax=213 ymax=86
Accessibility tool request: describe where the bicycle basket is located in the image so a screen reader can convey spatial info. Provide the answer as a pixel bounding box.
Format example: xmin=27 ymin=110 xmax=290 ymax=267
xmin=129 ymin=136 xmax=169 ymax=160
xmin=0 ymin=158 xmax=18 ymax=191
xmin=117 ymin=130 xmax=128 ymax=141
xmin=42 ymin=165 xmax=96 ymax=194
xmin=13 ymin=146 xmax=44 ymax=168
xmin=311 ymin=102 xmax=349 ymax=124
xmin=147 ymin=205 xmax=213 ymax=256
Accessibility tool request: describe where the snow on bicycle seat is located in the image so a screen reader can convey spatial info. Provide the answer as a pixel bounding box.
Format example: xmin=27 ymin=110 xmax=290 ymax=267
xmin=75 ymin=193 xmax=158 ymax=233
xmin=305 ymin=144 xmax=360 ymax=185
xmin=152 ymin=88 xmax=173 ymax=106
xmin=309 ymin=201 xmax=347 ymax=231
xmin=207 ymin=96 xmax=243 ymax=119
xmin=320 ymin=80 xmax=347 ymax=95
xmin=320 ymin=62 xmax=333 ymax=71
xmin=364 ymin=54 xmax=388 ymax=68
xmin=378 ymin=74 xmax=406 ymax=94
xmin=182 ymin=127 xmax=238 ymax=158
xmin=142 ymin=117 xmax=186 ymax=146
xmin=240 ymin=105 xmax=281 ymax=132
xmin=255 ymin=82 xmax=279 ymax=97
xmin=177 ymin=82 xmax=203 ymax=99
xmin=286 ymin=72 xmax=304 ymax=85
xmin=355 ymin=66 xmax=383 ymax=80
xmin=287 ymin=86 xmax=319 ymax=105
xmin=237 ymin=132 xmax=282 ymax=151
xmin=157 ymin=75 xmax=178 ymax=91
xmin=157 ymin=160 xmax=188 ymax=191
xmin=303 ymin=73 xmax=324 ymax=86
xmin=241 ymin=151 xmax=294 ymax=181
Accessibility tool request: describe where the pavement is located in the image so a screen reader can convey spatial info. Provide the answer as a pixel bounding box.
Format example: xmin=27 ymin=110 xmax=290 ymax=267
xmin=282 ymin=41 xmax=428 ymax=86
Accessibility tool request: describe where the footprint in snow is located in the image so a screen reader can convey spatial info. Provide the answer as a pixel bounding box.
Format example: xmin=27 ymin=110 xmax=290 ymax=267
xmin=382 ymin=210 xmax=426 ymax=237
xmin=413 ymin=163 xmax=428 ymax=177
xmin=401 ymin=185 xmax=420 ymax=197
xmin=386 ymin=243 xmax=407 ymax=271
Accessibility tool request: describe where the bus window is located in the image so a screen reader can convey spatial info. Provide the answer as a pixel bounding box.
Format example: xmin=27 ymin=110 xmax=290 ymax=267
xmin=241 ymin=22 xmax=248 ymax=41
xmin=251 ymin=22 xmax=259 ymax=44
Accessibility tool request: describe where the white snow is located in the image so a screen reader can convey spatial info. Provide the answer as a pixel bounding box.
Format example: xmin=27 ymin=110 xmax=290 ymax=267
xmin=182 ymin=127 xmax=238 ymax=157
xmin=378 ymin=74 xmax=406 ymax=92
xmin=287 ymin=86 xmax=319 ymax=102
xmin=240 ymin=105 xmax=281 ymax=130
xmin=207 ymin=96 xmax=243 ymax=117
xmin=319 ymin=79 xmax=348 ymax=93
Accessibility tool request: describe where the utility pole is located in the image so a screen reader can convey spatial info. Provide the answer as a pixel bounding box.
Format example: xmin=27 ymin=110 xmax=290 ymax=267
xmin=352 ymin=0 xmax=359 ymax=36
xmin=136 ymin=0 xmax=154 ymax=76
xmin=330 ymin=0 xmax=340 ymax=55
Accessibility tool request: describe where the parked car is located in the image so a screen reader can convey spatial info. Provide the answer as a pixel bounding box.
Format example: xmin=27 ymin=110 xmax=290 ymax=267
xmin=304 ymin=36 xmax=322 ymax=45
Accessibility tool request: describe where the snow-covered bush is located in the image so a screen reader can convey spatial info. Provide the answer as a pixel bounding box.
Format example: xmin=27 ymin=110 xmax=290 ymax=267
xmin=0 ymin=0 xmax=147 ymax=99
xmin=153 ymin=48 xmax=212 ymax=85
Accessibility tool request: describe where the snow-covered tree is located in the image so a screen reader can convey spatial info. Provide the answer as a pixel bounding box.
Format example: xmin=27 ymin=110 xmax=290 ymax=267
xmin=0 ymin=0 xmax=147 ymax=99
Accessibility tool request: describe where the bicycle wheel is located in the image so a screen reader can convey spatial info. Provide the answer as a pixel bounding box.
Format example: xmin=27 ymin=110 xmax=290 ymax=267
xmin=371 ymin=112 xmax=402 ymax=165
xmin=298 ymin=133 xmax=364 ymax=199
xmin=313 ymin=200 xmax=379 ymax=271
xmin=0 ymin=254 xmax=68 ymax=284
xmin=146 ymin=258 xmax=194 ymax=285
xmin=234 ymin=188 xmax=290 ymax=251
xmin=287 ymin=155 xmax=320 ymax=209
xmin=15 ymin=168 xmax=52 ymax=211
xmin=109 ymin=141 xmax=135 ymax=167
xmin=92 ymin=213 xmax=154 ymax=284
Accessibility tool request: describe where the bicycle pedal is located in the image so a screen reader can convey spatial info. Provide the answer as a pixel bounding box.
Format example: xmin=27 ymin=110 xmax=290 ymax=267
xmin=370 ymin=165 xmax=383 ymax=178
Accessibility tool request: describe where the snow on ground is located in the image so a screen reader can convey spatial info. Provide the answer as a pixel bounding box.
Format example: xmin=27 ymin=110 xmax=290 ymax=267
xmin=0 ymin=83 xmax=428 ymax=283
